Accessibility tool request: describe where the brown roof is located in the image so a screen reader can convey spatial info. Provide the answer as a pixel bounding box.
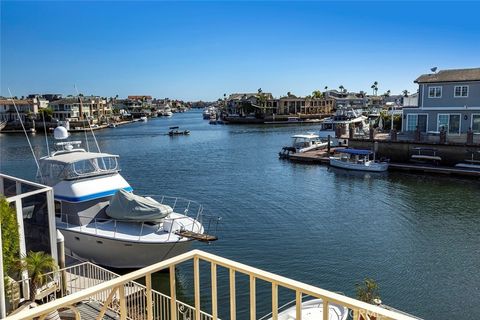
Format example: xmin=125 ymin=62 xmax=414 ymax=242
xmin=0 ymin=99 xmax=34 ymax=105
xmin=415 ymin=68 xmax=480 ymax=83
xmin=128 ymin=95 xmax=152 ymax=100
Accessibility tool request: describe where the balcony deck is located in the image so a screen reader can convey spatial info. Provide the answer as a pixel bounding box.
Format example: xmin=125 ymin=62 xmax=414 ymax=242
xmin=5 ymin=249 xmax=420 ymax=320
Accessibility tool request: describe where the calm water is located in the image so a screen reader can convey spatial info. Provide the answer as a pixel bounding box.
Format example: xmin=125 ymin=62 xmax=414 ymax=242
xmin=1 ymin=110 xmax=480 ymax=319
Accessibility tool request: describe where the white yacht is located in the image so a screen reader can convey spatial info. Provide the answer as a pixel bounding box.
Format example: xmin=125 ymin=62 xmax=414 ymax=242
xmin=319 ymin=107 xmax=369 ymax=146
xmin=329 ymin=149 xmax=389 ymax=172
xmin=290 ymin=133 xmax=328 ymax=153
xmin=140 ymin=116 xmax=148 ymax=122
xmin=37 ymin=126 xmax=216 ymax=268
xmin=261 ymin=298 xmax=348 ymax=320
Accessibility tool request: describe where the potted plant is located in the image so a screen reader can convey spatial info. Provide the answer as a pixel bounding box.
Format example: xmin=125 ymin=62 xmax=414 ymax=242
xmin=355 ymin=278 xmax=381 ymax=320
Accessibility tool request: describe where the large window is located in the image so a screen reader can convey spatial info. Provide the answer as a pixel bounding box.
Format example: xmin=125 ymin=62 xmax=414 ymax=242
xmin=472 ymin=114 xmax=480 ymax=133
xmin=428 ymin=86 xmax=442 ymax=98
xmin=437 ymin=114 xmax=460 ymax=134
xmin=454 ymin=85 xmax=469 ymax=97
xmin=406 ymin=114 xmax=428 ymax=132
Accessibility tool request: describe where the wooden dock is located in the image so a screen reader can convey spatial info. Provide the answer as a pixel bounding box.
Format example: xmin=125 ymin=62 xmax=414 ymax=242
xmin=284 ymin=149 xmax=480 ymax=178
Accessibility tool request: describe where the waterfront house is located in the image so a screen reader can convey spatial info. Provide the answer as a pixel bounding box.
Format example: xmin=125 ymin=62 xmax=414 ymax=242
xmin=278 ymin=96 xmax=334 ymax=116
xmin=402 ymin=67 xmax=480 ymax=134
xmin=0 ymin=97 xmax=48 ymax=122
xmin=49 ymin=96 xmax=111 ymax=122
xmin=226 ymin=92 xmax=274 ymax=118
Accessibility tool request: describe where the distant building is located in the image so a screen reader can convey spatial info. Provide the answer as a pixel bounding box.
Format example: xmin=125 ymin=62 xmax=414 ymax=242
xmin=49 ymin=96 xmax=111 ymax=122
xmin=402 ymin=67 xmax=480 ymax=134
xmin=0 ymin=97 xmax=48 ymax=122
xmin=325 ymin=90 xmax=368 ymax=110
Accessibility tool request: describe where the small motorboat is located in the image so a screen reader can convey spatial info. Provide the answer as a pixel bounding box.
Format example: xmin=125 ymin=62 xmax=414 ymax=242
xmin=168 ymin=126 xmax=190 ymax=136
xmin=279 ymin=133 xmax=327 ymax=159
xmin=260 ymin=297 xmax=348 ymax=320
xmin=329 ymin=149 xmax=388 ymax=172
xmin=108 ymin=123 xmax=117 ymax=128
xmin=140 ymin=116 xmax=148 ymax=122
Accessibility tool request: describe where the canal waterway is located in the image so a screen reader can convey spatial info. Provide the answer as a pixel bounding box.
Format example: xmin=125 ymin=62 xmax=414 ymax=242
xmin=1 ymin=110 xmax=479 ymax=319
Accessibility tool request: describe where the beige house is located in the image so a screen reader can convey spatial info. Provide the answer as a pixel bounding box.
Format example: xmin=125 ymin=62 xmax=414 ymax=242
xmin=49 ymin=96 xmax=111 ymax=122
xmin=0 ymin=97 xmax=48 ymax=122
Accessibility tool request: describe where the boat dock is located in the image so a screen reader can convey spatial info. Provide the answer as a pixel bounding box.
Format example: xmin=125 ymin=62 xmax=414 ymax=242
xmin=285 ymin=149 xmax=480 ymax=178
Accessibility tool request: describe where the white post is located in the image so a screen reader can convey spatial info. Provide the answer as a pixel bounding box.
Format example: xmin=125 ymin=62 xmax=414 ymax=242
xmin=46 ymin=189 xmax=58 ymax=262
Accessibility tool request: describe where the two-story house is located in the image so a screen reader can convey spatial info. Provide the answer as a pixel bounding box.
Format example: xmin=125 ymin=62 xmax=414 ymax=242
xmin=403 ymin=68 xmax=480 ymax=134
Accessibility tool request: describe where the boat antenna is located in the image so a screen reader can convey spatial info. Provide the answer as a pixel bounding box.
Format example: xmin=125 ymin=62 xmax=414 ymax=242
xmin=75 ymin=85 xmax=102 ymax=153
xmin=74 ymin=85 xmax=90 ymax=152
xmin=41 ymin=106 xmax=50 ymax=157
xmin=8 ymin=88 xmax=43 ymax=181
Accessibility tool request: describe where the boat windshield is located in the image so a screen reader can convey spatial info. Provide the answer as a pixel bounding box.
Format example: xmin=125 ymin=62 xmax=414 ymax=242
xmin=40 ymin=156 xmax=120 ymax=185
xmin=71 ymin=156 xmax=119 ymax=177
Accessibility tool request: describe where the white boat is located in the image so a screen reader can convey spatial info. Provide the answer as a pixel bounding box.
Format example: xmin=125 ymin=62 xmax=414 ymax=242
xmin=291 ymin=133 xmax=328 ymax=153
xmin=318 ymin=107 xmax=370 ymax=146
xmin=37 ymin=126 xmax=216 ymax=268
xmin=261 ymin=298 xmax=348 ymax=320
xmin=108 ymin=123 xmax=117 ymax=128
xmin=140 ymin=116 xmax=148 ymax=122
xmin=329 ymin=149 xmax=388 ymax=172
xmin=0 ymin=120 xmax=6 ymax=131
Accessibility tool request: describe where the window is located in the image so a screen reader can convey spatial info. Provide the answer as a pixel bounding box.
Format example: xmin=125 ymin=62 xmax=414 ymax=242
xmin=472 ymin=114 xmax=480 ymax=133
xmin=406 ymin=114 xmax=427 ymax=132
xmin=437 ymin=114 xmax=461 ymax=134
xmin=428 ymin=86 xmax=442 ymax=98
xmin=454 ymin=85 xmax=468 ymax=97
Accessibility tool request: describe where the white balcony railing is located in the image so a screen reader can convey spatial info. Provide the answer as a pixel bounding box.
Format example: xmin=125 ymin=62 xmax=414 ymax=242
xmin=6 ymin=249 xmax=419 ymax=320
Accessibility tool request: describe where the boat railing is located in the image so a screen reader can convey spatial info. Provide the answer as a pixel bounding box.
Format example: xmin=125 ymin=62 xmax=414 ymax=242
xmin=60 ymin=195 xmax=220 ymax=241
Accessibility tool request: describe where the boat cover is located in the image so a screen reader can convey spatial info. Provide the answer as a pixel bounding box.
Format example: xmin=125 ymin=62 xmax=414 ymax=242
xmin=337 ymin=148 xmax=372 ymax=155
xmin=106 ymin=189 xmax=173 ymax=222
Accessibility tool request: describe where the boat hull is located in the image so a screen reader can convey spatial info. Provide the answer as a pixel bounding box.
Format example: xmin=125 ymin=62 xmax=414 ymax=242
xmin=59 ymin=227 xmax=194 ymax=268
xmin=329 ymin=158 xmax=388 ymax=172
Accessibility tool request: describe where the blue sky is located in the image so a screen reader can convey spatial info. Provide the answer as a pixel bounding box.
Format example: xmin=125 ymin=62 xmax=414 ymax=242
xmin=1 ymin=1 xmax=479 ymax=101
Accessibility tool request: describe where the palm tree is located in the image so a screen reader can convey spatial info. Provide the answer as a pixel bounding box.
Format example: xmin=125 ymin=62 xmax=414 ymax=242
xmin=16 ymin=251 xmax=58 ymax=301
xmin=371 ymin=81 xmax=379 ymax=95
xmin=402 ymin=90 xmax=409 ymax=97
xmin=312 ymin=90 xmax=323 ymax=99
xmin=339 ymin=85 xmax=344 ymax=92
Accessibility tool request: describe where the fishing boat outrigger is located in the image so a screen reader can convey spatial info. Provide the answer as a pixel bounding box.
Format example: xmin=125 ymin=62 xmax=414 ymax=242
xmin=37 ymin=126 xmax=217 ymax=268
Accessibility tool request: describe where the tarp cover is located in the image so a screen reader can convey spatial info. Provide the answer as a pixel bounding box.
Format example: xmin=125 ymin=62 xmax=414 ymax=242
xmin=106 ymin=189 xmax=173 ymax=222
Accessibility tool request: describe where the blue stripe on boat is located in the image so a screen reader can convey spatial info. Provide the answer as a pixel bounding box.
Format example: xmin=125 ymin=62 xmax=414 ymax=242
xmin=54 ymin=186 xmax=133 ymax=202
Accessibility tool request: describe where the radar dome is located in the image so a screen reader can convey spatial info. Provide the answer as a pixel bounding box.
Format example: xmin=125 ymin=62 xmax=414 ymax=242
xmin=53 ymin=126 xmax=69 ymax=140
